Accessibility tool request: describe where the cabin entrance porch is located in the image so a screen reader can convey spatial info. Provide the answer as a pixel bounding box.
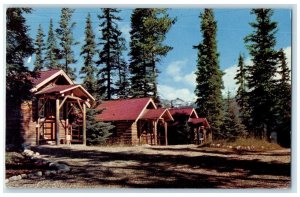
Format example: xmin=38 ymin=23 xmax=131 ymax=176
xmin=137 ymin=119 xmax=168 ymax=145
xmin=36 ymin=93 xmax=88 ymax=145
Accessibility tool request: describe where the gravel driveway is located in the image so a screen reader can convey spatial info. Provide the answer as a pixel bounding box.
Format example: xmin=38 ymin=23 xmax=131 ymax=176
xmin=5 ymin=144 xmax=291 ymax=189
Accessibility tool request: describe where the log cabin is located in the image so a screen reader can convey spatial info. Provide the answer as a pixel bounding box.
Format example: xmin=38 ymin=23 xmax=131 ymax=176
xmin=168 ymin=107 xmax=211 ymax=144
xmin=188 ymin=117 xmax=211 ymax=144
xmin=6 ymin=69 xmax=95 ymax=146
xmin=95 ymin=98 xmax=174 ymax=145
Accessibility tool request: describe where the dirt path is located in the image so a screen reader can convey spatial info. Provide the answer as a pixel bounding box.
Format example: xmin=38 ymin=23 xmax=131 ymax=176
xmin=5 ymin=145 xmax=291 ymax=189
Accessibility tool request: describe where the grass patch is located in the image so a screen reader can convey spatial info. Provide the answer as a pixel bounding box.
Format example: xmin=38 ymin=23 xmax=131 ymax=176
xmin=212 ymin=137 xmax=283 ymax=151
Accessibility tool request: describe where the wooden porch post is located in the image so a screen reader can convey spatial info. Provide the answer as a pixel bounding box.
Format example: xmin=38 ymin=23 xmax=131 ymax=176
xmin=83 ymin=103 xmax=86 ymax=145
xmin=154 ymin=120 xmax=157 ymax=145
xmin=36 ymin=118 xmax=40 ymax=145
xmin=164 ymin=121 xmax=168 ymax=145
xmin=55 ymin=98 xmax=60 ymax=145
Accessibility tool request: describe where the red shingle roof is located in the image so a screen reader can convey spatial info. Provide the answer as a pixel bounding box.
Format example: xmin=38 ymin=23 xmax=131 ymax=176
xmin=141 ymin=108 xmax=173 ymax=121
xmin=169 ymin=108 xmax=196 ymax=116
xmin=36 ymin=85 xmax=78 ymax=94
xmin=188 ymin=118 xmax=210 ymax=128
xmin=96 ymin=98 xmax=154 ymax=121
xmin=32 ymin=69 xmax=61 ymax=86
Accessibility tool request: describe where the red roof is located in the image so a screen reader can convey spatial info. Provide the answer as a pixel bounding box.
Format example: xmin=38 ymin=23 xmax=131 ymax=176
xmin=169 ymin=107 xmax=197 ymax=117
xmin=36 ymin=85 xmax=78 ymax=94
xmin=188 ymin=118 xmax=210 ymax=128
xmin=141 ymin=108 xmax=173 ymax=121
xmin=96 ymin=98 xmax=154 ymax=121
xmin=32 ymin=69 xmax=61 ymax=86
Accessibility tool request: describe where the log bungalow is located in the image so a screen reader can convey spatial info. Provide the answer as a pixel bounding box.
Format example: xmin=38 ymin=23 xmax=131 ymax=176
xmin=168 ymin=107 xmax=211 ymax=144
xmin=95 ymin=98 xmax=174 ymax=145
xmin=6 ymin=69 xmax=95 ymax=146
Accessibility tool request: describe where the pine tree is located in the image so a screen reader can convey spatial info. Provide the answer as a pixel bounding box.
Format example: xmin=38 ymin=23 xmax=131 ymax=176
xmin=194 ymin=9 xmax=224 ymax=136
xmin=6 ymin=8 xmax=34 ymax=104
xmin=44 ymin=18 xmax=60 ymax=69
xmin=33 ymin=24 xmax=45 ymax=71
xmin=244 ymin=9 xmax=279 ymax=139
xmin=274 ymin=49 xmax=291 ymax=147
xmin=6 ymin=8 xmax=35 ymax=147
xmin=86 ymin=106 xmax=114 ymax=146
xmin=222 ymin=91 xmax=246 ymax=141
xmin=97 ymin=8 xmax=127 ymax=100
xmin=80 ymin=13 xmax=97 ymax=96
xmin=234 ymin=54 xmax=250 ymax=132
xmin=56 ymin=8 xmax=79 ymax=80
xmin=129 ymin=9 xmax=175 ymax=100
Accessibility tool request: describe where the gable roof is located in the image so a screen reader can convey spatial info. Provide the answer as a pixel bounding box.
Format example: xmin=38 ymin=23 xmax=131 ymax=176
xmin=188 ymin=118 xmax=210 ymax=128
xmin=96 ymin=97 xmax=156 ymax=121
xmin=36 ymin=84 xmax=78 ymax=94
xmin=169 ymin=107 xmax=198 ymax=118
xmin=31 ymin=69 xmax=74 ymax=92
xmin=141 ymin=108 xmax=174 ymax=121
xmin=36 ymin=84 xmax=95 ymax=101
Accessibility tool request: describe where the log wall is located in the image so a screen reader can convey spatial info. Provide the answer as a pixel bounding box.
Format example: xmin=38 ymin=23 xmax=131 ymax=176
xmin=108 ymin=121 xmax=134 ymax=145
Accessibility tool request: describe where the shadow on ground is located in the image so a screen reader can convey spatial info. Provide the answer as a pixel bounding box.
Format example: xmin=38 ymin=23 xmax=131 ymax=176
xmin=30 ymin=146 xmax=291 ymax=188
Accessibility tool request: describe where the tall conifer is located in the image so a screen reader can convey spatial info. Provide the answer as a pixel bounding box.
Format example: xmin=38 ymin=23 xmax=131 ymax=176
xmin=244 ymin=9 xmax=279 ymax=139
xmin=80 ymin=13 xmax=97 ymax=96
xmin=45 ymin=18 xmax=59 ymax=69
xmin=115 ymin=36 xmax=129 ymax=99
xmin=56 ymin=8 xmax=79 ymax=80
xmin=194 ymin=9 xmax=224 ymax=136
xmin=223 ymin=91 xmax=246 ymax=140
xmin=274 ymin=49 xmax=291 ymax=146
xmin=97 ymin=8 xmax=126 ymax=100
xmin=6 ymin=8 xmax=34 ymax=104
xmin=234 ymin=54 xmax=250 ymax=131
xmin=129 ymin=9 xmax=175 ymax=100
xmin=6 ymin=8 xmax=34 ymax=146
xmin=33 ymin=24 xmax=45 ymax=71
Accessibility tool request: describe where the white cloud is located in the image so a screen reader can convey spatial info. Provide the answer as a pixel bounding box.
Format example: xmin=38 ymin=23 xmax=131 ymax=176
xmin=119 ymin=23 xmax=131 ymax=42
xmin=283 ymin=46 xmax=291 ymax=71
xmin=222 ymin=65 xmax=239 ymax=96
xmin=166 ymin=60 xmax=196 ymax=87
xmin=222 ymin=46 xmax=291 ymax=96
xmin=158 ymin=84 xmax=196 ymax=101
xmin=27 ymin=56 xmax=32 ymax=64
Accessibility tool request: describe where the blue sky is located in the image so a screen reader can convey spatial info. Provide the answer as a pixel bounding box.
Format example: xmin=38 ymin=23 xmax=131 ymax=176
xmin=24 ymin=8 xmax=292 ymax=101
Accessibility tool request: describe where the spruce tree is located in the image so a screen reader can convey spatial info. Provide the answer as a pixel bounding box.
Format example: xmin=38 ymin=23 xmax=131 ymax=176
xmin=33 ymin=24 xmax=45 ymax=71
xmin=97 ymin=8 xmax=126 ymax=100
xmin=6 ymin=8 xmax=35 ymax=146
xmin=129 ymin=9 xmax=149 ymax=98
xmin=244 ymin=9 xmax=279 ymax=139
xmin=56 ymin=8 xmax=79 ymax=80
xmin=86 ymin=106 xmax=114 ymax=146
xmin=80 ymin=13 xmax=97 ymax=96
xmin=194 ymin=9 xmax=224 ymax=136
xmin=6 ymin=8 xmax=34 ymax=104
xmin=129 ymin=8 xmax=175 ymax=100
xmin=234 ymin=54 xmax=250 ymax=132
xmin=115 ymin=37 xmax=129 ymax=99
xmin=45 ymin=18 xmax=60 ymax=69
xmin=222 ymin=91 xmax=246 ymax=141
xmin=274 ymin=49 xmax=291 ymax=147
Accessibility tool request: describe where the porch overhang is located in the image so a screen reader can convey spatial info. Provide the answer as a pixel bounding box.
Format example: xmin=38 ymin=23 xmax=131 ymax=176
xmin=188 ymin=118 xmax=210 ymax=128
xmin=141 ymin=108 xmax=174 ymax=122
xmin=35 ymin=84 xmax=95 ymax=106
